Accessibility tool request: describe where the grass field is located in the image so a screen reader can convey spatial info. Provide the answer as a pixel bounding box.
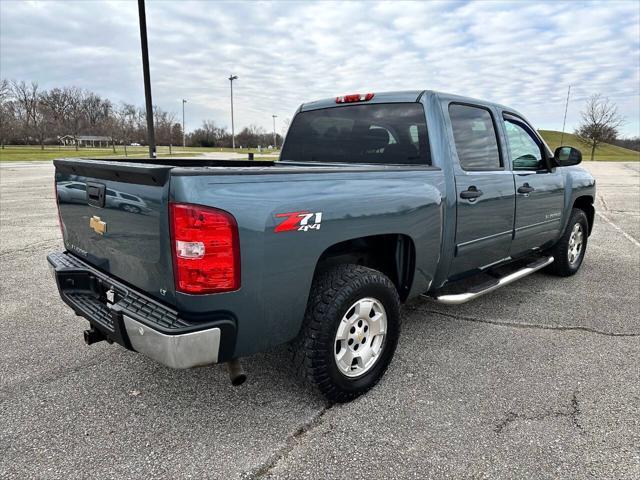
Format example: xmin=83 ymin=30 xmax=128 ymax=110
xmin=0 ymin=145 xmax=279 ymax=162
xmin=538 ymin=130 xmax=639 ymax=162
xmin=0 ymin=130 xmax=637 ymax=162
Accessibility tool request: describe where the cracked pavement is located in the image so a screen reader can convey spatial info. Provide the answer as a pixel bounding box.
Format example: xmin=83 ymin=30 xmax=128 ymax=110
xmin=1 ymin=161 xmax=639 ymax=479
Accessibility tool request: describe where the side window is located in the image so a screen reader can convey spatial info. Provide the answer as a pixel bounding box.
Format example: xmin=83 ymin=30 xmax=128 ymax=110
xmin=67 ymin=183 xmax=86 ymax=191
xmin=503 ymin=116 xmax=544 ymax=170
xmin=449 ymin=104 xmax=501 ymax=170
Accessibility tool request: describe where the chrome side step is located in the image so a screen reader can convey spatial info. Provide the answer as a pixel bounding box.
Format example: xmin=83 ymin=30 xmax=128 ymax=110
xmin=428 ymin=256 xmax=554 ymax=305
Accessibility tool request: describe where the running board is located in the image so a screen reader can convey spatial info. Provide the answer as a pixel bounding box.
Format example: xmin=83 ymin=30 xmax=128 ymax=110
xmin=428 ymin=256 xmax=554 ymax=305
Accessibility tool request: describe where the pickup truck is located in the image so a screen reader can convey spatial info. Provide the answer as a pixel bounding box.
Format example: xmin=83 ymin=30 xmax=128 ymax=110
xmin=49 ymin=90 xmax=596 ymax=402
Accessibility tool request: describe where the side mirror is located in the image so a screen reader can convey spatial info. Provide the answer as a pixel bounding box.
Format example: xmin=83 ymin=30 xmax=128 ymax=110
xmin=554 ymin=146 xmax=582 ymax=166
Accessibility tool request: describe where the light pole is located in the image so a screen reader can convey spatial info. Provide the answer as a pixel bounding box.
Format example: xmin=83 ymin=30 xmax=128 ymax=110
xmin=182 ymin=99 xmax=187 ymax=147
xmin=560 ymin=85 xmax=571 ymax=145
xmin=229 ymin=75 xmax=238 ymax=149
xmin=137 ymin=0 xmax=156 ymax=158
xmin=272 ymin=114 xmax=278 ymax=149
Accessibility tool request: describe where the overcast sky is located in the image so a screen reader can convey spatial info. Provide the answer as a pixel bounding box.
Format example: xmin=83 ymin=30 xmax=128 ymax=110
xmin=1 ymin=0 xmax=638 ymax=137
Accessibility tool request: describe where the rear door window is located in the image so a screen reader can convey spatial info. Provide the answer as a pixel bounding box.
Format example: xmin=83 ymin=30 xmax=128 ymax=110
xmin=449 ymin=104 xmax=502 ymax=170
xmin=281 ymin=103 xmax=430 ymax=165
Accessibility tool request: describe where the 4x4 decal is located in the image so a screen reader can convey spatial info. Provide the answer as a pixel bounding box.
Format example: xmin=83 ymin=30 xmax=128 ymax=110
xmin=275 ymin=211 xmax=323 ymax=233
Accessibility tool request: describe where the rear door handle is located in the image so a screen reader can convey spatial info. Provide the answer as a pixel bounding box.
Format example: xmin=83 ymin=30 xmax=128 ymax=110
xmin=518 ymin=183 xmax=535 ymax=194
xmin=460 ymin=186 xmax=483 ymax=200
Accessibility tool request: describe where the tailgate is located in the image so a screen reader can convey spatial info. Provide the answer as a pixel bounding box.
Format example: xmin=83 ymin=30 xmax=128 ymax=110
xmin=54 ymin=159 xmax=175 ymax=303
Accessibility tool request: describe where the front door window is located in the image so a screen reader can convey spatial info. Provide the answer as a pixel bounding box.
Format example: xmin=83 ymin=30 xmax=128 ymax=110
xmin=503 ymin=116 xmax=545 ymax=170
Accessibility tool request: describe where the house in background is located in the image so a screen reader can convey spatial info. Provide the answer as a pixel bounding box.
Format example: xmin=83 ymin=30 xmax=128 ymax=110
xmin=59 ymin=135 xmax=113 ymax=147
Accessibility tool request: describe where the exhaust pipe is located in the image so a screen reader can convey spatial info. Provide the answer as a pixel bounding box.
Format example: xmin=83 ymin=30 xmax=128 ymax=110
xmin=226 ymin=359 xmax=247 ymax=386
xmin=83 ymin=328 xmax=105 ymax=345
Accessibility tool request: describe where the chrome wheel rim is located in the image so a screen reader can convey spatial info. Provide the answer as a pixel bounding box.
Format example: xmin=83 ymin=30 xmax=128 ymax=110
xmin=334 ymin=297 xmax=387 ymax=378
xmin=123 ymin=205 xmax=137 ymax=213
xmin=568 ymin=223 xmax=584 ymax=265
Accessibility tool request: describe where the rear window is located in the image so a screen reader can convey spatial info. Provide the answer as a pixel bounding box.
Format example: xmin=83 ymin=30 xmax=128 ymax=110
xmin=449 ymin=104 xmax=502 ymax=170
xmin=281 ymin=103 xmax=430 ymax=165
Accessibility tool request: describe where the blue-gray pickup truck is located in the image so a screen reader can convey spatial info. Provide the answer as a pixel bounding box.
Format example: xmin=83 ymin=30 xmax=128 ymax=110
xmin=49 ymin=90 xmax=595 ymax=402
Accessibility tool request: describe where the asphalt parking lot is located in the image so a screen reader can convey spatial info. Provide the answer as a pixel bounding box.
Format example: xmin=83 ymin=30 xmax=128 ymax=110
xmin=1 ymin=161 xmax=638 ymax=479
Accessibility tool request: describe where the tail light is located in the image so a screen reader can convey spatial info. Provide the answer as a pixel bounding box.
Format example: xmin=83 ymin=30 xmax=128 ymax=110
xmin=169 ymin=203 xmax=240 ymax=294
xmin=335 ymin=93 xmax=374 ymax=103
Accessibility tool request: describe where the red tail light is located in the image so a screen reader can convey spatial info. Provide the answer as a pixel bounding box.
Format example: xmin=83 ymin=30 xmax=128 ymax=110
xmin=335 ymin=93 xmax=374 ymax=103
xmin=170 ymin=203 xmax=240 ymax=294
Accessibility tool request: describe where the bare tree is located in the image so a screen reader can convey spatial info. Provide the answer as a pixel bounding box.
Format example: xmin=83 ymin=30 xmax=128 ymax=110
xmin=575 ymin=94 xmax=625 ymax=161
xmin=12 ymin=81 xmax=49 ymax=149
xmin=83 ymin=93 xmax=112 ymax=135
xmin=170 ymin=122 xmax=183 ymax=148
xmin=115 ymin=103 xmax=138 ymax=156
xmin=189 ymin=120 xmax=227 ymax=147
xmin=153 ymin=106 xmax=176 ymax=146
xmin=40 ymin=87 xmax=72 ymax=145
xmin=0 ymin=79 xmax=17 ymax=149
xmin=65 ymin=87 xmax=86 ymax=150
xmin=236 ymin=124 xmax=267 ymax=148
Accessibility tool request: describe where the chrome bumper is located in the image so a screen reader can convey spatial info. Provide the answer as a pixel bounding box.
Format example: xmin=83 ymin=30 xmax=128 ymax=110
xmin=48 ymin=251 xmax=230 ymax=370
xmin=124 ymin=316 xmax=221 ymax=369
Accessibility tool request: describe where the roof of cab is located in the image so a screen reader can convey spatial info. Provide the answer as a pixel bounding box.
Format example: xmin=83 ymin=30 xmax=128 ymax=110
xmin=299 ymin=90 xmax=425 ymax=112
xmin=299 ymin=90 xmax=515 ymax=114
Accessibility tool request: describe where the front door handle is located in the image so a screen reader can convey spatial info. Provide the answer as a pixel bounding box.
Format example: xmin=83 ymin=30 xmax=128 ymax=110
xmin=518 ymin=183 xmax=535 ymax=194
xmin=460 ymin=186 xmax=483 ymax=200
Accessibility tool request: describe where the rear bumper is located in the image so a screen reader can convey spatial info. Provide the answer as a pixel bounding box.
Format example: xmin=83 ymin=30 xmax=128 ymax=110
xmin=123 ymin=316 xmax=221 ymax=368
xmin=47 ymin=251 xmax=235 ymax=368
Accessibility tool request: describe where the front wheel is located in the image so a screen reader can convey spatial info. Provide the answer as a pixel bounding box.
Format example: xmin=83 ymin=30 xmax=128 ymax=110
xmin=547 ymin=208 xmax=589 ymax=277
xmin=292 ymin=264 xmax=401 ymax=403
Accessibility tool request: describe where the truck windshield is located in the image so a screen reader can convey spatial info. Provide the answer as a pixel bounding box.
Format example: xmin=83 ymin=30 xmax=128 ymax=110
xmin=281 ymin=103 xmax=430 ymax=165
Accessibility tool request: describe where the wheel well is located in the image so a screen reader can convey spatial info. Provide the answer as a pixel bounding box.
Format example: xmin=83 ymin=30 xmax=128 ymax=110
xmin=314 ymin=234 xmax=415 ymax=301
xmin=573 ymin=196 xmax=595 ymax=235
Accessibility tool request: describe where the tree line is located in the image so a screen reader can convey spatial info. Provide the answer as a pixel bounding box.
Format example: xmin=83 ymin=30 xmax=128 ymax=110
xmin=0 ymin=79 xmax=284 ymax=150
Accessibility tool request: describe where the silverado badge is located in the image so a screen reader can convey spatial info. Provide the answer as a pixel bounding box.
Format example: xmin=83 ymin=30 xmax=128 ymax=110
xmin=89 ymin=215 xmax=107 ymax=235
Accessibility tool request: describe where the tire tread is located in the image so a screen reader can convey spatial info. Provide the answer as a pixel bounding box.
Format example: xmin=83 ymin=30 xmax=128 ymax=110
xmin=292 ymin=264 xmax=400 ymax=403
xmin=547 ymin=208 xmax=589 ymax=276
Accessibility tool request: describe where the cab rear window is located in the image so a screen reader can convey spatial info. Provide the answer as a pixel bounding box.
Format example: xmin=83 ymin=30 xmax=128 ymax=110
xmin=281 ymin=103 xmax=430 ymax=165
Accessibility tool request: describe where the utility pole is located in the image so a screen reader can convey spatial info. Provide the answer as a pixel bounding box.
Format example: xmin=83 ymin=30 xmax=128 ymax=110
xmin=137 ymin=0 xmax=156 ymax=158
xmin=182 ymin=99 xmax=187 ymax=147
xmin=229 ymin=75 xmax=238 ymax=149
xmin=272 ymin=114 xmax=278 ymax=149
xmin=561 ymin=85 xmax=571 ymax=145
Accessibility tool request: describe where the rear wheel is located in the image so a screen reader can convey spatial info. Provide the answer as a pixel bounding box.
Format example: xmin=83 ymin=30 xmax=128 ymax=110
xmin=293 ymin=264 xmax=400 ymax=403
xmin=547 ymin=208 xmax=589 ymax=276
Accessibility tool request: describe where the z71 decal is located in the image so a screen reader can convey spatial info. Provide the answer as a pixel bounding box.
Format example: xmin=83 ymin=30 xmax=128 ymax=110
xmin=275 ymin=211 xmax=323 ymax=233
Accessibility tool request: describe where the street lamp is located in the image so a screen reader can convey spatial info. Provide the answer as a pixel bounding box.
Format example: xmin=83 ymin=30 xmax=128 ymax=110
xmin=182 ymin=99 xmax=187 ymax=147
xmin=229 ymin=75 xmax=238 ymax=149
xmin=137 ymin=0 xmax=156 ymax=158
xmin=272 ymin=114 xmax=278 ymax=149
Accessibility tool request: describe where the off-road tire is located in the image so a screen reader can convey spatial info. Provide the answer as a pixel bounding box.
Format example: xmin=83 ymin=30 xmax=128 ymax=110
xmin=292 ymin=264 xmax=401 ymax=403
xmin=547 ymin=208 xmax=589 ymax=277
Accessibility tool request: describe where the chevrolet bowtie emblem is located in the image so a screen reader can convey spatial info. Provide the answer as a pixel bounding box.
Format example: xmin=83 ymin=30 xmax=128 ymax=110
xmin=89 ymin=215 xmax=107 ymax=235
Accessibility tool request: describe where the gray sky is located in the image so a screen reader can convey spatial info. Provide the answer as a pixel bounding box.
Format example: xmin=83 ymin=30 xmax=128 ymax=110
xmin=1 ymin=0 xmax=638 ymax=137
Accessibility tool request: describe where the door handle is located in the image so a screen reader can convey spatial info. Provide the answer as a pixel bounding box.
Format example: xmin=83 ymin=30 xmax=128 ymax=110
xmin=460 ymin=186 xmax=483 ymax=200
xmin=518 ymin=183 xmax=535 ymax=194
